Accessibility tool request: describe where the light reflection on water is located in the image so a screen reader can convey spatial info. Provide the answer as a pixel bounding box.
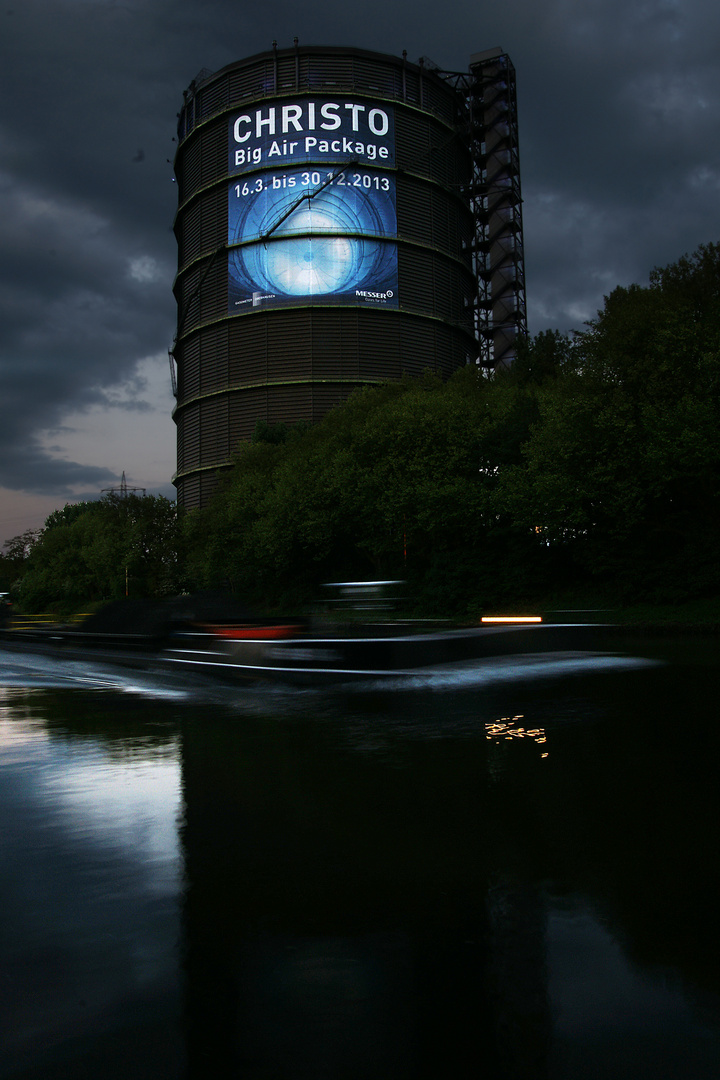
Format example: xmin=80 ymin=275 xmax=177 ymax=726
xmin=0 ymin=687 xmax=184 ymax=1080
xmin=0 ymin=643 xmax=718 ymax=1078
xmin=486 ymin=716 xmax=548 ymax=756
xmin=352 ymin=650 xmax=659 ymax=694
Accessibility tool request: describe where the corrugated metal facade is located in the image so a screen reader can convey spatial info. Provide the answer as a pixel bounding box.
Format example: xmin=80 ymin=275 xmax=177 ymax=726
xmin=173 ymin=46 xmax=477 ymax=510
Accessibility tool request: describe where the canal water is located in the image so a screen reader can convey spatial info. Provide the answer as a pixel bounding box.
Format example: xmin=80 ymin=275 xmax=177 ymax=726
xmin=0 ymin=638 xmax=719 ymax=1079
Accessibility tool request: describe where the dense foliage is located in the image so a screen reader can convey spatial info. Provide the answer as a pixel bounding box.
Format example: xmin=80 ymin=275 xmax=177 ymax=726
xmin=500 ymin=244 xmax=720 ymax=602
xmin=4 ymin=243 xmax=719 ymax=614
xmin=3 ymin=494 xmax=180 ymax=612
xmin=183 ymin=368 xmax=552 ymax=611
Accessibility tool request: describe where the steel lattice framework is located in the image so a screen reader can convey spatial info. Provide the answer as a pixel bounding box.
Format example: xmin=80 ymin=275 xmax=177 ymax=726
xmin=433 ymin=48 xmax=527 ymax=368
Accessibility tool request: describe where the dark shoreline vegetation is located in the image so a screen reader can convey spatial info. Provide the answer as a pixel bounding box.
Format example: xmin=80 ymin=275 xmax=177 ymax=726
xmin=2 ymin=243 xmax=719 ymax=629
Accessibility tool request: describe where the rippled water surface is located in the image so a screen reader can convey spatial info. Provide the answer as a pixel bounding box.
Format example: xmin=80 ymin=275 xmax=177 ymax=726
xmin=0 ymin=639 xmax=718 ymax=1078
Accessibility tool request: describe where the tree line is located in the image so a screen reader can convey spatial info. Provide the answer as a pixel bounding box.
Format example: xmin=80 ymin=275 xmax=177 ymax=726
xmin=0 ymin=494 xmax=180 ymax=613
xmin=3 ymin=242 xmax=719 ymax=615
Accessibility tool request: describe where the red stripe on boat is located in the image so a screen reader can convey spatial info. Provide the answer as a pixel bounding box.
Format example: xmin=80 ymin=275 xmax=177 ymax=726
xmin=209 ymin=625 xmax=300 ymax=640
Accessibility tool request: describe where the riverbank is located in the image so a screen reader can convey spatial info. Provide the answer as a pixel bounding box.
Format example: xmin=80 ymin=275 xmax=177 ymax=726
xmin=504 ymin=593 xmax=720 ymax=634
xmin=6 ymin=590 xmax=720 ymax=637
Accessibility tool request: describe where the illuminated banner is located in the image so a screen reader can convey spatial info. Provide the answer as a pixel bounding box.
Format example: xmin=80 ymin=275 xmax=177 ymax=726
xmin=228 ymin=100 xmax=397 ymax=312
xmin=229 ymin=98 xmax=395 ymax=174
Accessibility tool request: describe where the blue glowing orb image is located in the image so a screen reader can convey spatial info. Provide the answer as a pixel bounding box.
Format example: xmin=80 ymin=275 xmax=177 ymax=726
xmin=228 ymin=166 xmax=398 ymax=310
xmin=264 ymin=234 xmax=356 ymax=295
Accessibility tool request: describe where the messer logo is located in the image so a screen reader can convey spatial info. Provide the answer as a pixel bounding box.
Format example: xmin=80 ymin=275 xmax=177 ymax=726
xmin=356 ymin=289 xmax=394 ymax=300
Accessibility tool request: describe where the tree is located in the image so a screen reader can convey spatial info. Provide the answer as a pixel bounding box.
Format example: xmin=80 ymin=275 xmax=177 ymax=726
xmin=182 ymin=368 xmax=548 ymax=612
xmin=0 ymin=529 xmax=42 ymax=595
xmin=503 ymin=328 xmax=574 ymax=387
xmin=17 ymin=494 xmax=180 ymax=612
xmin=497 ymin=243 xmax=720 ymax=600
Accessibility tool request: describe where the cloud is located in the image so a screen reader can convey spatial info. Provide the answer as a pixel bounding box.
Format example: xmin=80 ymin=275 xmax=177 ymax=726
xmin=33 ymin=353 xmax=176 ymax=499
xmin=128 ymin=256 xmax=163 ymax=284
xmin=0 ymin=157 xmax=175 ymax=497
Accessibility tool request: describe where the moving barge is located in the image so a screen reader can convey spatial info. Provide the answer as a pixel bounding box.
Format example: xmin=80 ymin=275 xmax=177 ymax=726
xmin=0 ymin=595 xmax=625 ymax=687
xmin=158 ymin=619 xmax=624 ymax=685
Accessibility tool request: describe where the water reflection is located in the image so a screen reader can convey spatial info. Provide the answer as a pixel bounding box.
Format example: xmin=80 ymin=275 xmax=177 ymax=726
xmin=0 ymin=689 xmax=184 ymax=1080
xmin=180 ymin=712 xmax=494 ymax=1077
xmin=486 ymin=715 xmax=549 ymax=757
xmin=547 ymin=899 xmax=720 ymax=1079
xmin=0 ymin=643 xmax=719 ymax=1078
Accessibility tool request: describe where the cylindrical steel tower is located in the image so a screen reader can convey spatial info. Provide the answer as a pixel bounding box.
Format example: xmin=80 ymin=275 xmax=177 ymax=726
xmin=172 ymin=45 xmax=479 ymax=510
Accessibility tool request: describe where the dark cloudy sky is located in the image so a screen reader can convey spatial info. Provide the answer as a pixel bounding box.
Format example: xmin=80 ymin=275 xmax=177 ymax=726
xmin=2 ymin=0 xmax=719 ymax=540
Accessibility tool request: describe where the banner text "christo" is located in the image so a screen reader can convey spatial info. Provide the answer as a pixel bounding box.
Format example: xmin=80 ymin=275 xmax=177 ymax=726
xmin=232 ymin=102 xmax=390 ymax=143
